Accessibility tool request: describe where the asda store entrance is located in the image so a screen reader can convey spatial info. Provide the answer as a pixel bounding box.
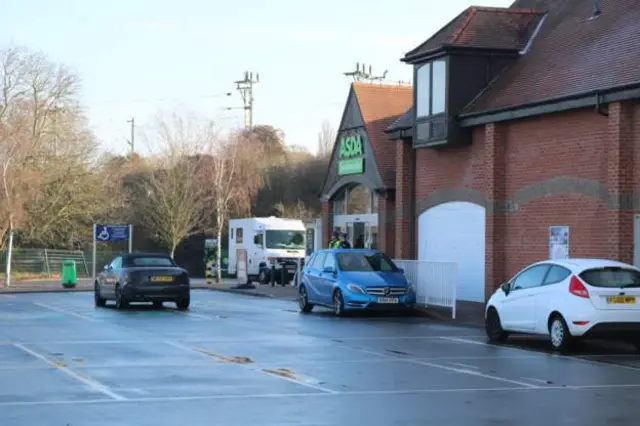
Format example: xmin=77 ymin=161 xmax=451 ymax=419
xmin=332 ymin=184 xmax=378 ymax=249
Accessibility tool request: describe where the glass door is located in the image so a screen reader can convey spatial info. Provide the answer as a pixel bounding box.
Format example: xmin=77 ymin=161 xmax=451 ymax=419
xmin=346 ymin=223 xmax=354 ymax=247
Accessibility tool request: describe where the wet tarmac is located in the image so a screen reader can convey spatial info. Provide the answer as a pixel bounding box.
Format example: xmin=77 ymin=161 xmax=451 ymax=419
xmin=1 ymin=290 xmax=640 ymax=425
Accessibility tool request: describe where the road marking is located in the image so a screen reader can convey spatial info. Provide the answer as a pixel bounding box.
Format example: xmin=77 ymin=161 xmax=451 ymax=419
xmin=32 ymin=302 xmax=100 ymax=323
xmin=352 ymin=347 xmax=540 ymax=389
xmin=6 ymin=383 xmax=640 ymax=407
xmin=440 ymin=336 xmax=640 ymax=372
xmin=449 ymin=362 xmax=481 ymax=370
xmin=165 ymin=309 xmax=217 ymax=320
xmin=13 ymin=343 xmax=127 ymax=401
xmin=165 ymin=340 xmax=337 ymax=394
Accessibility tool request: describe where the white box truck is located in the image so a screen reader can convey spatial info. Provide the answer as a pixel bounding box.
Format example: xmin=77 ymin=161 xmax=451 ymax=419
xmin=227 ymin=217 xmax=306 ymax=284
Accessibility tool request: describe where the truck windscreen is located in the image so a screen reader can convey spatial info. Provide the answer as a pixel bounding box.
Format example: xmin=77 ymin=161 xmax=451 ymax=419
xmin=265 ymin=230 xmax=305 ymax=249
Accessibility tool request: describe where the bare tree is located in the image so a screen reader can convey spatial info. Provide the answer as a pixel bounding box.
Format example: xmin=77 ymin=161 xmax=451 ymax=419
xmin=207 ymin=130 xmax=262 ymax=282
xmin=317 ymin=119 xmax=336 ymax=158
xmin=132 ymin=112 xmax=216 ymax=258
xmin=0 ymin=46 xmax=80 ymax=284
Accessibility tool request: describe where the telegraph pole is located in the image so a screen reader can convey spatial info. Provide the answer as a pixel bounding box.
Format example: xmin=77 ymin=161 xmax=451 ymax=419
xmin=234 ymin=71 xmax=259 ymax=129
xmin=126 ymin=117 xmax=134 ymax=154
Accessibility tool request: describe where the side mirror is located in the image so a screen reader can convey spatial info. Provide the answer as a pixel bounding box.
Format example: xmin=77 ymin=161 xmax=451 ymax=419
xmin=253 ymin=235 xmax=262 ymax=246
xmin=103 ymin=264 xmax=109 ymax=271
xmin=500 ymin=282 xmax=511 ymax=295
xmin=323 ymin=266 xmax=335 ymax=274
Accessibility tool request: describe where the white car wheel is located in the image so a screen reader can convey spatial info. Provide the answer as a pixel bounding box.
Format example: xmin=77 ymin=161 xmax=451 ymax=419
xmin=549 ymin=315 xmax=573 ymax=352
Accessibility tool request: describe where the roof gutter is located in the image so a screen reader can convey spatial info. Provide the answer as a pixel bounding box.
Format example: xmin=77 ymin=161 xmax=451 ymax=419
xmin=459 ymin=81 xmax=640 ymax=127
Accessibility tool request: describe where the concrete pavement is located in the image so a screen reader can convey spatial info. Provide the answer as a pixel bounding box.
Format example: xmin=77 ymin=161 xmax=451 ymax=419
xmin=1 ymin=290 xmax=640 ymax=425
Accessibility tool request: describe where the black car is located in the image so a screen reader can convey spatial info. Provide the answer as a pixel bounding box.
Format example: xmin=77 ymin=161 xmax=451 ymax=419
xmin=94 ymin=252 xmax=190 ymax=310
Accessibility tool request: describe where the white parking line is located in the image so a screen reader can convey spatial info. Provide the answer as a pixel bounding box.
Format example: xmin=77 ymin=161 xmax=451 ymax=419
xmin=164 ymin=340 xmax=338 ymax=394
xmin=352 ymin=347 xmax=541 ymax=389
xmin=13 ymin=343 xmax=127 ymax=401
xmin=449 ymin=362 xmax=481 ymax=370
xmin=32 ymin=302 xmax=100 ymax=323
xmin=3 ymin=383 xmax=640 ymax=407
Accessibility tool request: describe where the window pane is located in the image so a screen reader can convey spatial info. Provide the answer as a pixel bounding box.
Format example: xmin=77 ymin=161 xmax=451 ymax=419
xmin=543 ymin=265 xmax=571 ymax=285
xmin=431 ymin=60 xmax=446 ymax=114
xmin=580 ymin=267 xmax=640 ymax=288
xmin=416 ymin=121 xmax=430 ymax=142
xmin=323 ymin=253 xmax=336 ymax=270
xmin=311 ymin=253 xmax=325 ymax=269
xmin=416 ymin=63 xmax=431 ymax=117
xmin=346 ymin=185 xmax=370 ymax=214
xmin=513 ymin=265 xmax=549 ymax=290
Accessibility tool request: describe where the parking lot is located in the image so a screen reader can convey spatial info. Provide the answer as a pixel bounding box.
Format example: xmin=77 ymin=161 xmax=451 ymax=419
xmin=1 ymin=290 xmax=640 ymax=425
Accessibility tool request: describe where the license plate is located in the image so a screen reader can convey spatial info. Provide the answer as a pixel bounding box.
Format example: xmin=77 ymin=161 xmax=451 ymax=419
xmin=377 ymin=297 xmax=399 ymax=304
xmin=606 ymin=296 xmax=636 ymax=304
xmin=151 ymin=276 xmax=173 ymax=283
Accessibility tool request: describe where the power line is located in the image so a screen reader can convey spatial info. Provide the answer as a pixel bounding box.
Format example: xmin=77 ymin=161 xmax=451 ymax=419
xmin=84 ymin=92 xmax=234 ymax=106
xmin=234 ymin=71 xmax=259 ymax=129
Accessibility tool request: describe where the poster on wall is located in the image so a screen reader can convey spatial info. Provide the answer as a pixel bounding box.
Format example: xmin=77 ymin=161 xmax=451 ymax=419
xmin=549 ymin=226 xmax=570 ymax=260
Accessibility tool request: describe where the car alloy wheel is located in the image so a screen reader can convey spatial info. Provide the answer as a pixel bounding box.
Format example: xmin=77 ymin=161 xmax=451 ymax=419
xmin=549 ymin=315 xmax=572 ymax=352
xmin=333 ymin=290 xmax=344 ymax=317
xmin=299 ymin=287 xmax=312 ymax=313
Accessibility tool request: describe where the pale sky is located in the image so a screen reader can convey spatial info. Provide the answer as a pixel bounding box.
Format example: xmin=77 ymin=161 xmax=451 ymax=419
xmin=0 ymin=0 xmax=511 ymax=155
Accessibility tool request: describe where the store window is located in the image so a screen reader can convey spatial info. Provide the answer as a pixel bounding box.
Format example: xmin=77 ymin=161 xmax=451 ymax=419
xmin=346 ymin=185 xmax=370 ymax=215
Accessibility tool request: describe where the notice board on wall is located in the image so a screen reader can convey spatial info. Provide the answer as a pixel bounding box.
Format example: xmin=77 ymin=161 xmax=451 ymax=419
xmin=549 ymin=226 xmax=570 ymax=260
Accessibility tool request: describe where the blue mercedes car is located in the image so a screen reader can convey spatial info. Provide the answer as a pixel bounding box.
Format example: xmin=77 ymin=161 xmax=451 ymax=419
xmin=298 ymin=249 xmax=416 ymax=315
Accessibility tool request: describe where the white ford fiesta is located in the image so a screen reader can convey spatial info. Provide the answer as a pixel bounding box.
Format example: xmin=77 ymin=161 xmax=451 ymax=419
xmin=485 ymin=258 xmax=640 ymax=352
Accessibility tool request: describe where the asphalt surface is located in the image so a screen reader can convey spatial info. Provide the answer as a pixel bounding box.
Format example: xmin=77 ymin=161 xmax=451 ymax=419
xmin=1 ymin=291 xmax=640 ymax=425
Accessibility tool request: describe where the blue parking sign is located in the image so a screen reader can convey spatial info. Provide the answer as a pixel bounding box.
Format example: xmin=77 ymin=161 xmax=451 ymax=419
xmin=95 ymin=225 xmax=130 ymax=242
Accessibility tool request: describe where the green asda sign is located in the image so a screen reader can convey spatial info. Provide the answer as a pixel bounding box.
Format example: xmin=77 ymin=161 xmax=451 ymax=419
xmin=337 ymin=134 xmax=364 ymax=175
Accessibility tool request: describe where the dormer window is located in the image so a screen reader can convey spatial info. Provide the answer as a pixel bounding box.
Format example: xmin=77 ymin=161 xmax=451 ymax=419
xmin=415 ymin=58 xmax=447 ymax=146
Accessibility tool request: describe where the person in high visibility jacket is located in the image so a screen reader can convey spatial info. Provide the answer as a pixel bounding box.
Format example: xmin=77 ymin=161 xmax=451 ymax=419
xmin=328 ymin=231 xmax=340 ymax=248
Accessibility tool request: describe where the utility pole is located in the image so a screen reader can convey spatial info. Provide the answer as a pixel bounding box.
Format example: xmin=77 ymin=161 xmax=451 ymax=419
xmin=234 ymin=71 xmax=259 ymax=129
xmin=126 ymin=117 xmax=134 ymax=154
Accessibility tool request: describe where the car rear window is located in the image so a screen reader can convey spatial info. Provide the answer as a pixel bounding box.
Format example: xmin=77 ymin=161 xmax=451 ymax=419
xmin=125 ymin=256 xmax=175 ymax=267
xmin=579 ymin=267 xmax=640 ymax=288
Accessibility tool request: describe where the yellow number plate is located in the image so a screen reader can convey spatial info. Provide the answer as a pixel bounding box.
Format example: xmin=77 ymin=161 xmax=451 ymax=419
xmin=606 ymin=296 xmax=636 ymax=304
xmin=151 ymin=276 xmax=173 ymax=283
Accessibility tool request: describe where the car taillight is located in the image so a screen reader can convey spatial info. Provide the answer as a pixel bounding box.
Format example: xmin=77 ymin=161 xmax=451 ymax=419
xmin=569 ymin=275 xmax=589 ymax=298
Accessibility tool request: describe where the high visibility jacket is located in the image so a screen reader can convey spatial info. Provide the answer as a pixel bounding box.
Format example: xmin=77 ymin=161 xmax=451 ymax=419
xmin=329 ymin=239 xmax=340 ymax=249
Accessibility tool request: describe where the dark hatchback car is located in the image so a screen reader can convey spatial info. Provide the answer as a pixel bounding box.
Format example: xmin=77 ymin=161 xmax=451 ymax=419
xmin=94 ymin=252 xmax=190 ymax=310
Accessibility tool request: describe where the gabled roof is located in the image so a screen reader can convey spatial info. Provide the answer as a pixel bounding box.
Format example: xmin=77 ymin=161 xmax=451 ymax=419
xmin=352 ymin=83 xmax=413 ymax=188
xmin=463 ymin=0 xmax=640 ymax=117
xmin=403 ymin=6 xmax=545 ymax=62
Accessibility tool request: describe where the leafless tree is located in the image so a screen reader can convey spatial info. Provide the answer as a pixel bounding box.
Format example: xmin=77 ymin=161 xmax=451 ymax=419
xmin=0 ymin=46 xmax=80 ymax=284
xmin=207 ymin=130 xmax=262 ymax=282
xmin=133 ymin=112 xmax=216 ymax=258
xmin=317 ymin=119 xmax=336 ymax=158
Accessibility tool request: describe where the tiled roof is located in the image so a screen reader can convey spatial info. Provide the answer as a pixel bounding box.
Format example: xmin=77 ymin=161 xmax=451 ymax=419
xmin=352 ymin=83 xmax=413 ymax=188
xmin=386 ymin=106 xmax=414 ymax=133
xmin=403 ymin=6 xmax=545 ymax=61
xmin=464 ymin=0 xmax=640 ymax=114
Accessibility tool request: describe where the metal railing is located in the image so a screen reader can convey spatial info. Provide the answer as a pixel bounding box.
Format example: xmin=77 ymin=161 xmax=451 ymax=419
xmin=292 ymin=255 xmax=458 ymax=319
xmin=393 ymin=259 xmax=457 ymax=319
xmin=0 ymin=248 xmax=121 ymax=279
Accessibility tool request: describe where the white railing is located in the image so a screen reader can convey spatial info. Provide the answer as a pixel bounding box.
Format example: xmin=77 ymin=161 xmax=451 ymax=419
xmin=393 ymin=259 xmax=457 ymax=319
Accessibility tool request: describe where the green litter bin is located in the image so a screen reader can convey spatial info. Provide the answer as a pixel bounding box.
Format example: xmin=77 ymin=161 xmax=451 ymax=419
xmin=61 ymin=259 xmax=77 ymax=288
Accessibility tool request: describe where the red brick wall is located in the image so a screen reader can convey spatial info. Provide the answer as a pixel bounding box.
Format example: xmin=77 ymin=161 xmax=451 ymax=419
xmin=409 ymin=104 xmax=639 ymax=301
xmin=378 ymin=192 xmax=395 ymax=255
xmin=395 ymin=139 xmax=413 ymax=259
xmin=501 ymin=109 xmax=610 ymax=280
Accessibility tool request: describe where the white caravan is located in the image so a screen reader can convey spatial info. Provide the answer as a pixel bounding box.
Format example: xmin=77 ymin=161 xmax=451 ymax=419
xmin=227 ymin=217 xmax=306 ymax=284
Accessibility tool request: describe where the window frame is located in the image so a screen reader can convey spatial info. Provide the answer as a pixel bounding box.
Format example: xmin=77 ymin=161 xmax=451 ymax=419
xmin=414 ymin=57 xmax=449 ymax=147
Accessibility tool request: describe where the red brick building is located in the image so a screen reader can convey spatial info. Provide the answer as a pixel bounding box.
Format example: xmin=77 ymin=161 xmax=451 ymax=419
xmin=321 ymin=0 xmax=640 ymax=303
